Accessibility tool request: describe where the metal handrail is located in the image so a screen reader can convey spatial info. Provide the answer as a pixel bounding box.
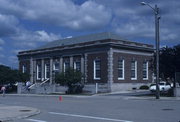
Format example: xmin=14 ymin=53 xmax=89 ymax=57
xmin=28 ymin=83 xmax=36 ymax=89
xmin=40 ymin=78 xmax=50 ymax=86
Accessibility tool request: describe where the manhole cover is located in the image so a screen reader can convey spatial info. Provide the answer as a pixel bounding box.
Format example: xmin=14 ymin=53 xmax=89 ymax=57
xmin=19 ymin=110 xmax=31 ymax=112
xmin=162 ymin=108 xmax=174 ymax=111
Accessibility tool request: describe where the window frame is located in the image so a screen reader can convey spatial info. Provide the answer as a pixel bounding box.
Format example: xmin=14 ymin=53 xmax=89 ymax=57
xmin=143 ymin=61 xmax=149 ymax=80
xmin=63 ymin=61 xmax=70 ymax=72
xmin=22 ymin=65 xmax=26 ymax=73
xmin=118 ymin=59 xmax=125 ymax=80
xmin=36 ymin=64 xmax=41 ymax=80
xmin=45 ymin=63 xmax=50 ymax=79
xmin=74 ymin=61 xmax=81 ymax=72
xmin=53 ymin=62 xmax=59 ymax=71
xmin=131 ymin=61 xmax=137 ymax=80
xmin=93 ymin=59 xmax=101 ymax=80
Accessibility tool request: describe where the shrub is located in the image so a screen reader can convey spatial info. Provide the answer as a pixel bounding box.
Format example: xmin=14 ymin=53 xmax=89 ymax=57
xmin=55 ymin=68 xmax=84 ymax=94
xmin=132 ymin=87 xmax=137 ymax=90
xmin=139 ymin=85 xmax=149 ymax=90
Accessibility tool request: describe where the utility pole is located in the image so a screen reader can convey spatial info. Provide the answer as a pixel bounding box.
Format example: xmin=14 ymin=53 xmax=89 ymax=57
xmin=141 ymin=2 xmax=160 ymax=99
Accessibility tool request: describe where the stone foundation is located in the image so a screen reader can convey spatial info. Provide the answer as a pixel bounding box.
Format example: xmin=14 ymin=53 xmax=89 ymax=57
xmin=111 ymin=83 xmax=150 ymax=92
xmin=18 ymin=82 xmax=150 ymax=94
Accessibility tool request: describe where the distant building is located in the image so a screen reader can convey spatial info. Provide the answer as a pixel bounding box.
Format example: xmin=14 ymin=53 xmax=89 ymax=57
xmin=17 ymin=32 xmax=154 ymax=92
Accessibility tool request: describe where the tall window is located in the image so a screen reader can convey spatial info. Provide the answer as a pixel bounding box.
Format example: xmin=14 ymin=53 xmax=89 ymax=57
xmin=94 ymin=59 xmax=101 ymax=80
xmin=118 ymin=59 xmax=124 ymax=80
xmin=74 ymin=61 xmax=81 ymax=71
xmin=45 ymin=63 xmax=50 ymax=79
xmin=22 ymin=65 xmax=26 ymax=73
xmin=37 ymin=64 xmax=41 ymax=80
xmin=143 ymin=61 xmax=148 ymax=80
xmin=64 ymin=62 xmax=70 ymax=72
xmin=53 ymin=62 xmax=59 ymax=71
xmin=131 ymin=61 xmax=137 ymax=80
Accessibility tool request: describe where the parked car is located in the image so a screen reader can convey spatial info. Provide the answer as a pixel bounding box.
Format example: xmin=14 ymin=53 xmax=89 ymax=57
xmin=149 ymin=82 xmax=172 ymax=93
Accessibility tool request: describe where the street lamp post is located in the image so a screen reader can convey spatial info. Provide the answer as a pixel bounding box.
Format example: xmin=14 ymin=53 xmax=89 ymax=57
xmin=141 ymin=2 xmax=160 ymax=99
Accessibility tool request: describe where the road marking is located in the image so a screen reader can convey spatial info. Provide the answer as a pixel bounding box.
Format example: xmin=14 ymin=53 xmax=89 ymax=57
xmin=26 ymin=119 xmax=47 ymax=122
xmin=49 ymin=112 xmax=133 ymax=122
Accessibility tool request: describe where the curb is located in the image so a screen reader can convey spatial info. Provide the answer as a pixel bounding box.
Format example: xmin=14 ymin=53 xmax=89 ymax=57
xmin=124 ymin=96 xmax=180 ymax=101
xmin=5 ymin=93 xmax=93 ymax=98
xmin=0 ymin=106 xmax=40 ymax=122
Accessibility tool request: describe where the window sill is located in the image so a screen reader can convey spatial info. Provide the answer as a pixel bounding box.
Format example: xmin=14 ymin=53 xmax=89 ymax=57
xmin=94 ymin=78 xmax=101 ymax=80
xmin=118 ymin=78 xmax=124 ymax=80
xmin=131 ymin=78 xmax=137 ymax=80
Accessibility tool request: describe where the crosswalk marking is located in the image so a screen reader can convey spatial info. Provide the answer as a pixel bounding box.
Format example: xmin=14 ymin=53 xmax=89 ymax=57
xmin=49 ymin=112 xmax=133 ymax=122
xmin=26 ymin=119 xmax=47 ymax=122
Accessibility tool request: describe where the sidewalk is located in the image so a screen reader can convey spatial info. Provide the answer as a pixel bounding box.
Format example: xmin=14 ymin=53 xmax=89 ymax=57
xmin=0 ymin=104 xmax=40 ymax=122
xmin=94 ymin=90 xmax=180 ymax=100
xmin=94 ymin=90 xmax=153 ymax=96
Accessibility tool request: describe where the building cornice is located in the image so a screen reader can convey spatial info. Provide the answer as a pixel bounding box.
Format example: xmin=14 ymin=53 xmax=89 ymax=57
xmin=18 ymin=39 xmax=153 ymax=57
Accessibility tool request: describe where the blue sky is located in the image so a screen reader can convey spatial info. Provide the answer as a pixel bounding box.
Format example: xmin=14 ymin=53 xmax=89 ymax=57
xmin=0 ymin=0 xmax=179 ymax=68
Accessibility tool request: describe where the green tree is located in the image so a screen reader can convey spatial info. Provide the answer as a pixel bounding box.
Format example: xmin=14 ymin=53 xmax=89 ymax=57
xmin=55 ymin=68 xmax=84 ymax=94
xmin=0 ymin=65 xmax=30 ymax=85
xmin=174 ymin=44 xmax=180 ymax=72
xmin=0 ymin=65 xmax=11 ymax=84
xmin=17 ymin=71 xmax=30 ymax=83
xmin=159 ymin=44 xmax=180 ymax=80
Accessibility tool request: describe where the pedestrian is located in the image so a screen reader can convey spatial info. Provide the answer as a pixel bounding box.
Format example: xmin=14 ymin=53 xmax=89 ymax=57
xmin=1 ymin=86 xmax=6 ymax=97
xmin=26 ymin=81 xmax=31 ymax=92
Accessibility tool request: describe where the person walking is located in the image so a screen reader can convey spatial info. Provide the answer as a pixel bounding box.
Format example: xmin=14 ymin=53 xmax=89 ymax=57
xmin=26 ymin=81 xmax=31 ymax=92
xmin=1 ymin=86 xmax=6 ymax=97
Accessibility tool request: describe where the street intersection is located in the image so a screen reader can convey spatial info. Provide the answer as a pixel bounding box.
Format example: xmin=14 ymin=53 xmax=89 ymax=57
xmin=0 ymin=94 xmax=180 ymax=122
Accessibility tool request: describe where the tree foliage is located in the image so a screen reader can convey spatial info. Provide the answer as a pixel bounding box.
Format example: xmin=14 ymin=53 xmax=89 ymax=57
xmin=159 ymin=44 xmax=180 ymax=80
xmin=0 ymin=65 xmax=30 ymax=85
xmin=55 ymin=68 xmax=84 ymax=94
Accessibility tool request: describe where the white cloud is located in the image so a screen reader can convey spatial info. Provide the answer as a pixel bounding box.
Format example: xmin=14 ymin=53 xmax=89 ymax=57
xmin=0 ymin=47 xmax=3 ymax=51
xmin=0 ymin=38 xmax=4 ymax=51
xmin=8 ymin=55 xmax=18 ymax=61
xmin=0 ymin=38 xmax=5 ymax=45
xmin=8 ymin=55 xmax=18 ymax=68
xmin=12 ymin=29 xmax=61 ymax=48
xmin=14 ymin=30 xmax=60 ymax=42
xmin=63 ymin=1 xmax=112 ymax=30
xmin=0 ymin=0 xmax=112 ymax=30
xmin=112 ymin=16 xmax=154 ymax=40
xmin=12 ymin=49 xmax=23 ymax=55
xmin=96 ymin=0 xmax=180 ymax=45
xmin=35 ymin=30 xmax=60 ymax=42
xmin=0 ymin=54 xmax=4 ymax=58
xmin=0 ymin=14 xmax=19 ymax=36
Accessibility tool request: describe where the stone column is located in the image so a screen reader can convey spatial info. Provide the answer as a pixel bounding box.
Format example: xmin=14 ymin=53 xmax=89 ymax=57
xmin=81 ymin=55 xmax=85 ymax=82
xmin=30 ymin=57 xmax=33 ymax=83
xmin=70 ymin=56 xmax=73 ymax=68
xmin=81 ymin=56 xmax=84 ymax=73
xmin=84 ymin=53 xmax=88 ymax=83
xmin=107 ymin=48 xmax=113 ymax=92
xmin=33 ymin=59 xmax=36 ymax=84
xmin=50 ymin=58 xmax=53 ymax=84
xmin=59 ymin=57 xmax=63 ymax=73
xmin=41 ymin=59 xmax=44 ymax=81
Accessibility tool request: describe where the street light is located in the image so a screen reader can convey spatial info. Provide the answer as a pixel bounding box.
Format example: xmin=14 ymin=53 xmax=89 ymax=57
xmin=141 ymin=2 xmax=160 ymax=99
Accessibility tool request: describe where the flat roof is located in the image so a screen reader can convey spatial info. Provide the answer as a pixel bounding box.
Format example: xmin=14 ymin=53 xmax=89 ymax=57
xmin=36 ymin=32 xmax=128 ymax=50
xmin=18 ymin=32 xmax=153 ymax=56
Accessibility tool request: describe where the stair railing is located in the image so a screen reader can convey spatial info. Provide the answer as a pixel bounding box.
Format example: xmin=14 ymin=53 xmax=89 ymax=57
xmin=40 ymin=78 xmax=50 ymax=86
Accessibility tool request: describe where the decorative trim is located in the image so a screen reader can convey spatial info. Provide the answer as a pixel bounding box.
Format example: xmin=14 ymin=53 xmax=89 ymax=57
xmin=113 ymin=49 xmax=153 ymax=56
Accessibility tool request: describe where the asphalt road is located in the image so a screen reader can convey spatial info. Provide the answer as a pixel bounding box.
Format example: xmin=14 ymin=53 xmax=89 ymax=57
xmin=0 ymin=95 xmax=180 ymax=122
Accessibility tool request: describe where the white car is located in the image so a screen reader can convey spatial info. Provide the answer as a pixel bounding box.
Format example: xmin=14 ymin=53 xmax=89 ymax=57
xmin=149 ymin=82 xmax=172 ymax=93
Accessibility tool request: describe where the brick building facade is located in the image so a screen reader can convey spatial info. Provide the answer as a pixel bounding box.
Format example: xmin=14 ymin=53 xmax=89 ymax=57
xmin=18 ymin=32 xmax=154 ymax=92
